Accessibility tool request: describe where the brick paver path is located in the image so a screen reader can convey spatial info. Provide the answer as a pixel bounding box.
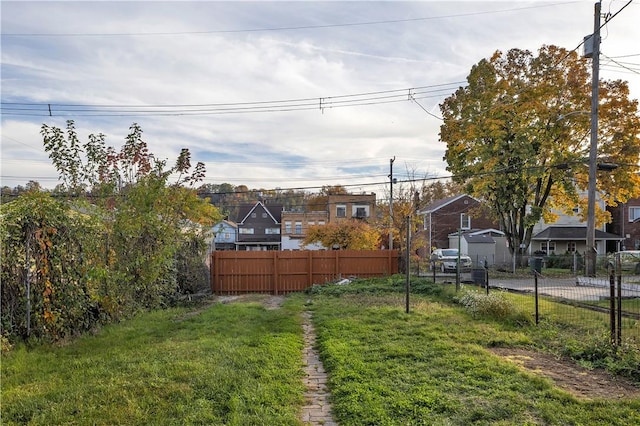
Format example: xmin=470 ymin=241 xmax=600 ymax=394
xmin=301 ymin=311 xmax=338 ymax=426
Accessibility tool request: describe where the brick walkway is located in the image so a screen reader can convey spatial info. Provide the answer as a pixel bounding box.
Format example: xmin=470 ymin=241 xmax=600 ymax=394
xmin=301 ymin=311 xmax=338 ymax=426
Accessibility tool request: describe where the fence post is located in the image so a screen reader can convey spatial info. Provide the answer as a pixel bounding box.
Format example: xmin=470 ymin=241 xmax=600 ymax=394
xmin=405 ymin=216 xmax=410 ymax=314
xmin=25 ymin=230 xmax=32 ymax=337
xmin=485 ymin=262 xmax=489 ymax=295
xmin=616 ymin=253 xmax=622 ymax=346
xmin=609 ymin=268 xmax=616 ymax=345
xmin=273 ymin=251 xmax=279 ymax=295
xmin=308 ymin=250 xmax=313 ymax=287
xmin=534 ymin=271 xmax=539 ymax=325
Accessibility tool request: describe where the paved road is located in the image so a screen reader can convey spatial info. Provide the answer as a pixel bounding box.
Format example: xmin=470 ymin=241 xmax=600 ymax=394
xmin=487 ymin=275 xmax=640 ymax=302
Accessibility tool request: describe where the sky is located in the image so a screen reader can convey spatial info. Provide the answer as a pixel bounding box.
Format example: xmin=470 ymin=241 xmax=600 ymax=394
xmin=2 ymin=0 xmax=639 ymax=196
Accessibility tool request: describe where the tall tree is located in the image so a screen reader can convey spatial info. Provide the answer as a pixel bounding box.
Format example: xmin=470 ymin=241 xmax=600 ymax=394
xmin=440 ymin=45 xmax=640 ymax=264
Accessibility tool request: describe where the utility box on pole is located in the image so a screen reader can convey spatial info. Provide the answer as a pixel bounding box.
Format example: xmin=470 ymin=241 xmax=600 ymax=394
xmin=583 ymin=34 xmax=594 ymax=58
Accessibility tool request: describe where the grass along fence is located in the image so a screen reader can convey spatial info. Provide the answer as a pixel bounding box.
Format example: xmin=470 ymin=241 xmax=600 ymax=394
xmin=461 ymin=270 xmax=640 ymax=346
xmin=3 ymin=278 xmax=639 ymax=425
xmin=211 ymin=249 xmax=399 ymax=295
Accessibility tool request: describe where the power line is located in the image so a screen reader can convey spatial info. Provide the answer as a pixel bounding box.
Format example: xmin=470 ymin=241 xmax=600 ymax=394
xmin=1 ymin=2 xmax=579 ymax=38
xmin=0 ymin=83 xmax=464 ymax=117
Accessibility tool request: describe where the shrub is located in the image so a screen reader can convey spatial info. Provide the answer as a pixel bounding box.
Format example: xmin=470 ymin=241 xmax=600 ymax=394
xmin=454 ymin=290 xmax=530 ymax=324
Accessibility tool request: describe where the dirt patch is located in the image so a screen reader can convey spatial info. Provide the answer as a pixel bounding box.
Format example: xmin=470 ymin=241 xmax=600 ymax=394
xmin=490 ymin=348 xmax=640 ymax=400
xmin=217 ymin=294 xmax=285 ymax=310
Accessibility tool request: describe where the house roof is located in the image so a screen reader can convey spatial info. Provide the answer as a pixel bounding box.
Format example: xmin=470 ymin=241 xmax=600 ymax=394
xmin=417 ymin=194 xmax=479 ymax=215
xmin=469 ymin=228 xmax=505 ymax=237
xmin=464 ymin=233 xmax=496 ymax=244
xmin=213 ymin=219 xmax=237 ymax=230
xmin=532 ymin=226 xmax=623 ymax=241
xmin=238 ymin=201 xmax=282 ymax=224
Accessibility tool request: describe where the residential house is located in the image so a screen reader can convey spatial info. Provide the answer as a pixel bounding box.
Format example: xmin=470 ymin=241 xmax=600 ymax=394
xmin=210 ymin=219 xmax=237 ymax=251
xmin=327 ymin=193 xmax=376 ymax=223
xmin=608 ymin=196 xmax=640 ymax=250
xmin=281 ymin=210 xmax=328 ymax=250
xmin=530 ymin=197 xmax=623 ymax=255
xmin=235 ymin=201 xmax=283 ymax=251
xmin=417 ymin=194 xmax=500 ymax=251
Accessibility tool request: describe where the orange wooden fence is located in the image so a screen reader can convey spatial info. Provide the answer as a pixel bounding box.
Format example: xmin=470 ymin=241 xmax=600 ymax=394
xmin=211 ymin=250 xmax=399 ymax=295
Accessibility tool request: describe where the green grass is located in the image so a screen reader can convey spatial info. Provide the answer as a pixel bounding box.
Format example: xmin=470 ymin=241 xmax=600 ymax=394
xmin=305 ymin=277 xmax=640 ymax=425
xmin=1 ymin=299 xmax=305 ymax=425
xmin=3 ymin=277 xmax=639 ymax=425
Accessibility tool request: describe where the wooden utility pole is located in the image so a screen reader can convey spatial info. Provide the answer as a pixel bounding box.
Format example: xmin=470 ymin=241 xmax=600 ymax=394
xmin=586 ymin=1 xmax=601 ymax=276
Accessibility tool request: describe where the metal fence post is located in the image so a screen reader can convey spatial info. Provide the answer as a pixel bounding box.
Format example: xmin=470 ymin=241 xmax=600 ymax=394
xmin=609 ymin=268 xmax=616 ymax=345
xmin=534 ymin=271 xmax=539 ymax=325
xmin=616 ymin=252 xmax=622 ymax=346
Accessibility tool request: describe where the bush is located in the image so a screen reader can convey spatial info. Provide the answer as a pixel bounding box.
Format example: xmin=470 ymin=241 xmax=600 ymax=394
xmin=454 ymin=290 xmax=531 ymax=324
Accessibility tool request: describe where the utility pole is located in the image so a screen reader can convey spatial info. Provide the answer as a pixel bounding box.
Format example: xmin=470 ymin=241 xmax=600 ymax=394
xmin=586 ymin=0 xmax=601 ymax=277
xmin=389 ymin=156 xmax=396 ymax=250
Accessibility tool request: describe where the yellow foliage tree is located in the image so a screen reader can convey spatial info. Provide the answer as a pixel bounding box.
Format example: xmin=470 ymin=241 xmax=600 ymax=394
xmin=440 ymin=45 xmax=640 ymax=263
xmin=302 ymin=219 xmax=381 ymax=250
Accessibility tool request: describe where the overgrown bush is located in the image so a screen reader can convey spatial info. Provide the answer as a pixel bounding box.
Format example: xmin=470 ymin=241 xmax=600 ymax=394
xmin=454 ymin=289 xmax=531 ymax=324
xmin=1 ymin=121 xmax=220 ymax=345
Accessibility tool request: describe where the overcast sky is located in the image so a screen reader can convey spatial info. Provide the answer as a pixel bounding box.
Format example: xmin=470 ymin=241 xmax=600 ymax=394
xmin=2 ymin=1 xmax=639 ymax=195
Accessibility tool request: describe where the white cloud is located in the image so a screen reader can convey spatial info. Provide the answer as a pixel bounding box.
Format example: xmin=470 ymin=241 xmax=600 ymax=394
xmin=2 ymin=1 xmax=639 ymax=193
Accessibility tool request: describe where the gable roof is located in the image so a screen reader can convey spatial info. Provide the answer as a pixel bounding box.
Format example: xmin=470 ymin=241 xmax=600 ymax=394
xmin=417 ymin=194 xmax=480 ymax=215
xmin=532 ymin=226 xmax=623 ymax=241
xmin=238 ymin=201 xmax=282 ymax=224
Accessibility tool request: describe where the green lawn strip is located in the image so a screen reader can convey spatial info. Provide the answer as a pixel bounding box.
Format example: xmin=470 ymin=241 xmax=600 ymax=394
xmin=1 ymin=301 xmax=305 ymax=425
xmin=309 ymin=291 xmax=640 ymax=425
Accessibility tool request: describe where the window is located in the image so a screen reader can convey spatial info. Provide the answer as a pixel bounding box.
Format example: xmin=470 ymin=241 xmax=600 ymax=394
xmin=308 ymin=221 xmax=315 ymax=226
xmin=629 ymin=206 xmax=640 ymax=222
xmin=352 ymin=205 xmax=369 ymax=218
xmin=318 ymin=220 xmax=325 ymax=226
xmin=541 ymin=241 xmax=556 ymax=254
xmin=285 ymin=221 xmax=292 ymax=234
xmin=239 ymin=228 xmax=254 ymax=234
xmin=262 ymin=213 xmax=268 ymax=218
xmin=567 ymin=242 xmax=576 ymax=252
xmin=295 ymin=221 xmax=302 ymax=234
xmin=336 ymin=204 xmax=346 ymax=218
xmin=265 ymin=227 xmax=280 ymax=234
xmin=223 ymin=232 xmax=231 ymax=240
xmin=460 ymin=213 xmax=471 ymax=230
xmin=251 ymin=212 xmax=256 ymax=218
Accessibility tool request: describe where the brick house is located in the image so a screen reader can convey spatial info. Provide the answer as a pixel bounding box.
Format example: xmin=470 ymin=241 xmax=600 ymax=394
xmin=327 ymin=193 xmax=376 ymax=223
xmin=281 ymin=210 xmax=328 ymax=250
xmin=608 ymin=196 xmax=640 ymax=251
xmin=417 ymin=194 xmax=500 ymax=251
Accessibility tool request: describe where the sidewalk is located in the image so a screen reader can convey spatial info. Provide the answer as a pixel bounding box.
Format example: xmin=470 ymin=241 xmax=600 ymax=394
xmin=300 ymin=311 xmax=337 ymax=426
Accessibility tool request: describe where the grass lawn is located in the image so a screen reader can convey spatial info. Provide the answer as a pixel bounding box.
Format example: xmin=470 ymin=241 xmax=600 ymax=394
xmin=305 ymin=278 xmax=640 ymax=425
xmin=3 ymin=277 xmax=639 ymax=425
xmin=1 ymin=299 xmax=305 ymax=425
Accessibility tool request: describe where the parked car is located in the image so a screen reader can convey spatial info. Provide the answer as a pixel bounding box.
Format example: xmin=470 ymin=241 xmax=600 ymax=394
xmin=606 ymin=250 xmax=640 ymax=274
xmin=430 ymin=248 xmax=473 ymax=273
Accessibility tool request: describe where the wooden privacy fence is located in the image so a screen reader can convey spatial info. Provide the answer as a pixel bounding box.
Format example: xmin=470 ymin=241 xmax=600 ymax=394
xmin=211 ymin=250 xmax=399 ymax=295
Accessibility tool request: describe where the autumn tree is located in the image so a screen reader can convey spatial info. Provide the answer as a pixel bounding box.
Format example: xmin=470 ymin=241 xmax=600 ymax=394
xmin=302 ymin=219 xmax=380 ymax=250
xmin=440 ymin=45 xmax=640 ymax=265
xmin=41 ymin=122 xmax=220 ymax=313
